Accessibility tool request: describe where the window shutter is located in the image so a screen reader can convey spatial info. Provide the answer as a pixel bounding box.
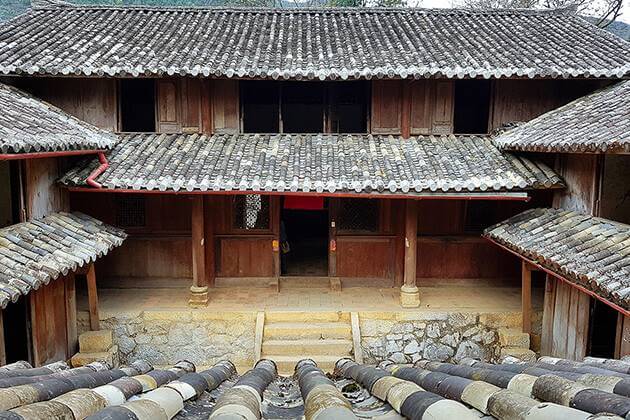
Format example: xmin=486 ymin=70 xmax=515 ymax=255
xmin=410 ymin=80 xmax=433 ymax=135
xmin=432 ymin=81 xmax=454 ymax=135
xmin=212 ymin=79 xmax=239 ymax=134
xmin=156 ymin=80 xmax=181 ymax=133
xmin=371 ymin=80 xmax=402 ymax=135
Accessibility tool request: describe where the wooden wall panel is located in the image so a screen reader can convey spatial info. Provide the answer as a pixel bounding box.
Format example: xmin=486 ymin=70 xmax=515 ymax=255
xmin=181 ymin=78 xmax=202 ymax=132
xmin=212 ymin=79 xmax=239 ymax=134
xmin=490 ymin=80 xmax=560 ymax=131
xmin=416 ymin=237 xmax=519 ymax=280
xmin=541 ymin=277 xmax=590 ymax=359
xmin=431 ymin=81 xmax=454 ymax=135
xmin=371 ymin=80 xmax=402 ymax=134
xmin=30 ymin=278 xmax=69 ymax=366
xmin=553 ymin=154 xmax=600 ymax=215
xmin=217 ymin=237 xmax=274 ymax=277
xmin=336 ymin=237 xmax=395 ymax=279
xmin=156 ymin=79 xmax=181 ymax=133
xmin=410 ymin=80 xmax=433 ymax=135
xmin=99 ymin=237 xmax=192 ymax=281
xmin=24 ymin=158 xmax=68 ymax=220
xmin=616 ymin=314 xmax=630 ymax=358
xmin=18 ymin=78 xmax=118 ymax=131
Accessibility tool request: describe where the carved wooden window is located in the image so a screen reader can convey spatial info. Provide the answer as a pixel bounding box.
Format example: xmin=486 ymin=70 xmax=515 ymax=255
xmin=115 ymin=196 xmax=146 ymax=228
xmin=232 ymin=195 xmax=270 ymax=231
xmin=337 ymin=199 xmax=380 ymax=233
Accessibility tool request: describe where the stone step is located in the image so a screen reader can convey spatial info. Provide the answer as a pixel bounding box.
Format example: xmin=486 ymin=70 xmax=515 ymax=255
xmin=71 ymin=345 xmax=119 ymax=368
xmin=499 ymin=347 xmax=537 ymax=363
xmin=264 ymin=355 xmax=342 ymax=375
xmin=79 ymin=329 xmax=113 ymax=353
xmin=278 ymin=277 xmax=330 ymax=288
xmin=265 ymin=311 xmax=350 ymax=323
xmin=263 ymin=339 xmax=353 ymax=356
xmin=498 ymin=328 xmax=530 ymax=348
xmin=264 ymin=322 xmax=352 ymax=340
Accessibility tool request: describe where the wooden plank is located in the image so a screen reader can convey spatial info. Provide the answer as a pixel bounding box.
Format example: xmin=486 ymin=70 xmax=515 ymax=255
xmin=64 ymin=274 xmax=78 ymax=357
xmin=336 ymin=237 xmax=395 ymax=280
xmin=522 ymin=262 xmax=532 ymax=334
xmin=574 ymin=289 xmax=590 ymax=360
xmin=410 ymin=80 xmax=433 ymax=135
xmin=181 ymin=78 xmax=202 ymax=131
xmin=403 ymin=200 xmax=418 ymax=288
xmin=551 ymin=280 xmax=570 ymax=357
xmin=156 ymin=79 xmax=180 ymax=133
xmin=24 ymin=158 xmax=69 ymax=219
xmin=371 ymin=80 xmax=402 ymax=134
xmin=191 ymin=196 xmax=206 ymax=288
xmin=86 ymin=264 xmax=100 ymax=331
xmin=401 ymin=80 xmax=411 ymax=139
xmin=212 ymin=79 xmax=239 ymax=134
xmin=431 ymin=81 xmax=454 ymax=135
xmin=217 ymin=238 xmax=274 ymax=277
xmin=566 ymin=286 xmax=579 ymax=358
xmin=30 ymin=280 xmax=67 ymax=366
xmin=351 ymin=312 xmax=363 ymax=364
xmin=0 ymin=310 xmax=6 ymax=366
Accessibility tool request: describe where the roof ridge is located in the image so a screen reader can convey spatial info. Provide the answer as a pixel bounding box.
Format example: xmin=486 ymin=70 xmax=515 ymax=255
xmin=28 ymin=2 xmax=580 ymax=16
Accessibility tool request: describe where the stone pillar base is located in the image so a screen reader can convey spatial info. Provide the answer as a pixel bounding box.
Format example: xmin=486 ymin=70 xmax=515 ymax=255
xmin=189 ymin=285 xmax=209 ymax=307
xmin=400 ymin=284 xmax=420 ymax=308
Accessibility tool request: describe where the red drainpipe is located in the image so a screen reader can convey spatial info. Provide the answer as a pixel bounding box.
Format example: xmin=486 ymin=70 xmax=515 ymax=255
xmin=86 ymin=152 xmax=109 ymax=189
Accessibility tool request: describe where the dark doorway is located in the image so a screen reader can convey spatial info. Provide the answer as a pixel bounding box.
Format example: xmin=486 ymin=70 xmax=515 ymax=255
xmin=453 ymin=80 xmax=491 ymax=134
xmin=329 ymin=81 xmax=368 ymax=133
xmin=119 ymin=79 xmax=156 ymax=132
xmin=588 ymin=299 xmax=618 ymax=358
xmin=3 ymin=297 xmax=31 ymax=364
xmin=280 ymin=197 xmax=328 ymax=276
xmin=241 ymin=81 xmax=280 ymax=133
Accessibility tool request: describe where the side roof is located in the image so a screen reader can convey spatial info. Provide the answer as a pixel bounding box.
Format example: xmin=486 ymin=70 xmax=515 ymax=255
xmin=59 ymin=133 xmax=563 ymax=196
xmin=493 ymin=81 xmax=630 ymax=154
xmin=0 ymin=82 xmax=117 ymax=156
xmin=485 ymin=208 xmax=630 ymax=312
xmin=0 ymin=4 xmax=628 ymax=79
xmin=0 ymin=212 xmax=126 ymax=309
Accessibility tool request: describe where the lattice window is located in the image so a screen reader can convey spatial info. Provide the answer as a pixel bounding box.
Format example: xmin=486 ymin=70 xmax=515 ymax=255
xmin=337 ymin=199 xmax=380 ymax=233
xmin=115 ymin=196 xmax=146 ymax=228
xmin=233 ymin=195 xmax=270 ymax=230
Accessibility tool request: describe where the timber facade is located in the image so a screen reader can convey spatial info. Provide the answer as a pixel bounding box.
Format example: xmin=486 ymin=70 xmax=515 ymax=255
xmin=0 ymin=1 xmax=629 ymax=380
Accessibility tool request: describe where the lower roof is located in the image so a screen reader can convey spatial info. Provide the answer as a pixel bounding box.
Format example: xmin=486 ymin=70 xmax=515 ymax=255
xmin=0 ymin=212 xmax=126 ymax=309
xmin=484 ymin=208 xmax=630 ymax=311
xmin=59 ymin=133 xmax=563 ymax=196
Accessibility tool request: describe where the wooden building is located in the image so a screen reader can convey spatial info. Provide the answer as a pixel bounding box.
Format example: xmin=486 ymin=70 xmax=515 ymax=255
xmin=0 ymin=0 xmax=628 ymax=367
xmin=0 ymin=81 xmax=125 ymax=366
xmin=488 ymin=80 xmax=630 ymax=360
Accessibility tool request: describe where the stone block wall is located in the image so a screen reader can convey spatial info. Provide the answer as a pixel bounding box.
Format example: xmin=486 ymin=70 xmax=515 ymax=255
xmin=78 ymin=310 xmax=256 ymax=368
xmin=359 ymin=311 xmax=542 ymax=364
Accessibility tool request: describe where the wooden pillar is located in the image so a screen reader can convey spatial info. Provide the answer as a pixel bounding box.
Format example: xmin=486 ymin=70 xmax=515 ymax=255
xmin=86 ymin=264 xmax=100 ymax=331
xmin=189 ymin=196 xmax=209 ymax=307
xmin=65 ymin=273 xmax=78 ymax=356
xmin=401 ymin=199 xmax=420 ymax=308
xmin=522 ymin=261 xmax=532 ymax=334
xmin=204 ymin=196 xmax=216 ymax=288
xmin=401 ymin=80 xmax=411 ymax=139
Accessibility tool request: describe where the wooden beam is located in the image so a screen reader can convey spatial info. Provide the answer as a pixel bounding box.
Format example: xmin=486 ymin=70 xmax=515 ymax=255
xmin=190 ymin=196 xmax=208 ymax=307
xmin=401 ymin=199 xmax=420 ymax=307
xmin=65 ymin=274 xmax=78 ymax=357
xmin=86 ymin=264 xmax=100 ymax=331
xmin=522 ymin=261 xmax=532 ymax=334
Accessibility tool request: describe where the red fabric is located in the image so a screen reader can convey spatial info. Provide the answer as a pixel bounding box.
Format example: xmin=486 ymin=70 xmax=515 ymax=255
xmin=283 ymin=196 xmax=325 ymax=210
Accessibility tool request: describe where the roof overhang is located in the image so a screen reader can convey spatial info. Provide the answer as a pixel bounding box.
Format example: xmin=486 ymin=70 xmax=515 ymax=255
xmin=0 ymin=149 xmax=107 ymax=160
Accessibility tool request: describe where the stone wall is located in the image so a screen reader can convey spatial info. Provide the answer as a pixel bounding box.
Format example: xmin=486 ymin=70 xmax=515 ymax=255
xmin=78 ymin=310 xmax=256 ymax=368
xmin=359 ymin=311 xmax=542 ymax=364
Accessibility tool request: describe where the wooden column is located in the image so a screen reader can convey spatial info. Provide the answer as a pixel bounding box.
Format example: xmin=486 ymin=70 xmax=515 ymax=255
xmin=65 ymin=274 xmax=78 ymax=356
xmin=86 ymin=264 xmax=100 ymax=331
xmin=401 ymin=199 xmax=420 ymax=308
xmin=189 ymin=196 xmax=209 ymax=307
xmin=204 ymin=196 xmax=216 ymax=288
xmin=522 ymin=261 xmax=532 ymax=334
xmin=0 ymin=311 xmax=6 ymax=366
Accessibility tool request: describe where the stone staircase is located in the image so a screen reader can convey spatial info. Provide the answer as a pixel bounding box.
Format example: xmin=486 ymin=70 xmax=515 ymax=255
xmin=261 ymin=311 xmax=354 ymax=375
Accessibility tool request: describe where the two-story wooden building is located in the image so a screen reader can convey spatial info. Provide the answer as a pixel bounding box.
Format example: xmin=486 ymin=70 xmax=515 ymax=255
xmin=0 ymin=0 xmax=628 ymax=369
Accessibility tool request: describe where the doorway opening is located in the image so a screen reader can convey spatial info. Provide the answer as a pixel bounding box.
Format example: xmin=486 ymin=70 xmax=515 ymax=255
xmin=3 ymin=297 xmax=31 ymax=364
xmin=588 ymin=299 xmax=617 ymax=358
xmin=280 ymin=197 xmax=329 ymax=277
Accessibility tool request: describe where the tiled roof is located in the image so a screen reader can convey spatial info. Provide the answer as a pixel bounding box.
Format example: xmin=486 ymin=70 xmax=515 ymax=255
xmin=484 ymin=208 xmax=630 ymax=311
xmin=0 ymin=82 xmax=117 ymax=155
xmin=493 ymin=81 xmax=630 ymax=154
xmin=0 ymin=4 xmax=629 ymax=79
xmin=59 ymin=133 xmax=563 ymax=195
xmin=0 ymin=212 xmax=126 ymax=308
